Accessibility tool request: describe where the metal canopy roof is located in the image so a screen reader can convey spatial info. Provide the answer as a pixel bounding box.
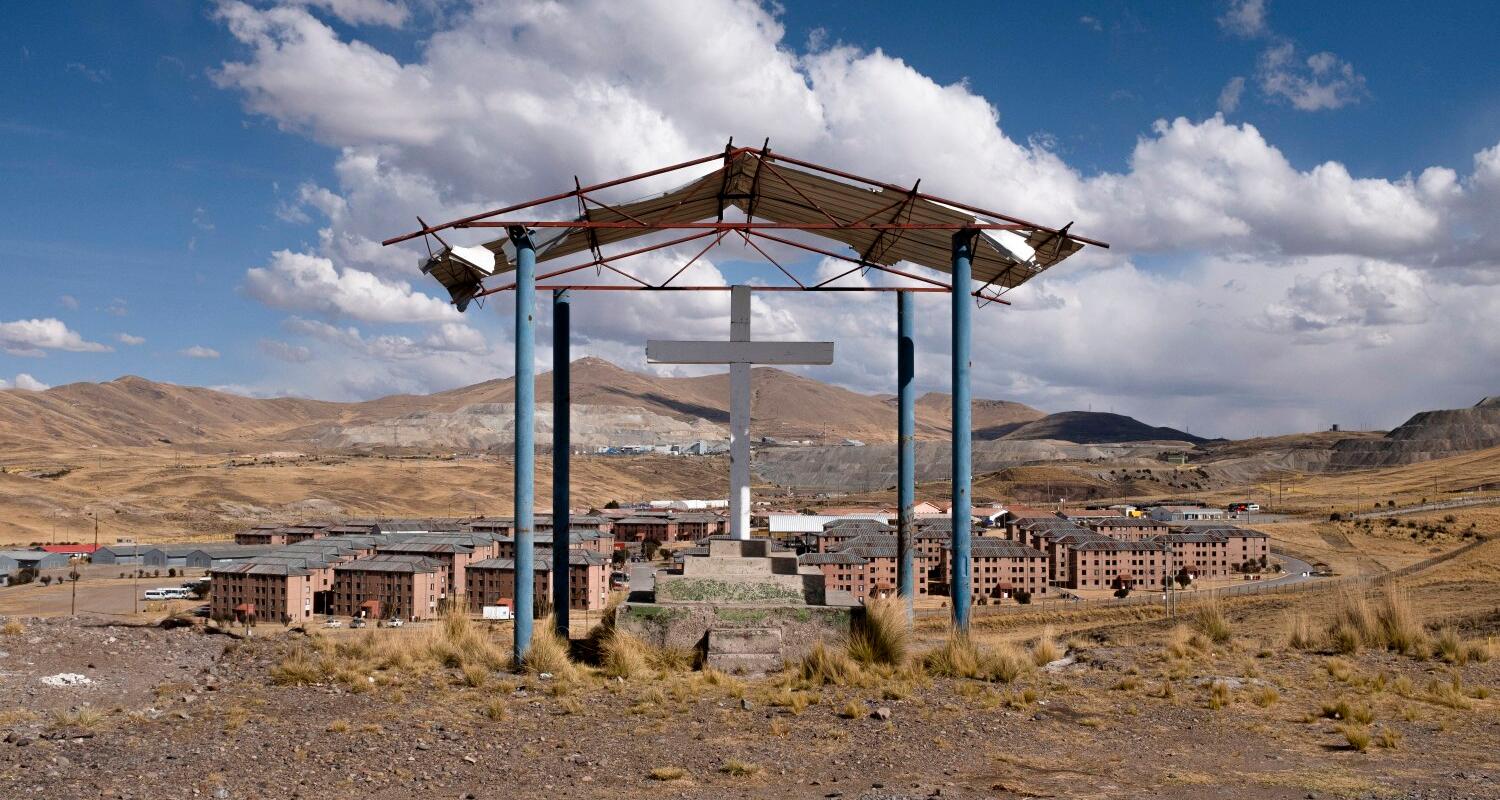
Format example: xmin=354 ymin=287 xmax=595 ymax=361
xmin=386 ymin=143 xmax=1107 ymax=311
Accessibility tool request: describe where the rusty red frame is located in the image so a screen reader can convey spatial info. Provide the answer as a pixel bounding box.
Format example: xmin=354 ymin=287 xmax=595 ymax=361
xmin=383 ymin=142 xmax=1108 ymax=307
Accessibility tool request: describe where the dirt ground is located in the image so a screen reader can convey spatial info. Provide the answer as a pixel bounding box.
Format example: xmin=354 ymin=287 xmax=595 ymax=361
xmin=3 ymin=568 xmax=1499 ymax=800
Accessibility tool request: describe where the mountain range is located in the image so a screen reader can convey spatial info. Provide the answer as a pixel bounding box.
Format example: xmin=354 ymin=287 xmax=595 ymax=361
xmin=0 ymin=356 xmax=1204 ymax=452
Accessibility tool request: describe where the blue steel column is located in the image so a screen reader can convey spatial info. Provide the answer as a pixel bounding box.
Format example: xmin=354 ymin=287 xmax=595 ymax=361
xmin=896 ymin=291 xmax=916 ymax=620
xmin=551 ymin=289 xmax=571 ymax=636
xmin=509 ymin=226 xmax=536 ymax=665
xmin=951 ymin=230 xmax=977 ymax=632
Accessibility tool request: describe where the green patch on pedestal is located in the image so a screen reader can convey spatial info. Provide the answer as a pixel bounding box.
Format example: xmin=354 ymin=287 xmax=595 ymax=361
xmin=656 ymin=578 xmax=806 ymax=605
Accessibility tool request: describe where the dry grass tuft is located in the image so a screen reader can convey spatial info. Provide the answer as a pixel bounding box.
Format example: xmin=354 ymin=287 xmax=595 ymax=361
xmin=1424 ymin=674 xmax=1473 ymax=710
xmin=922 ymin=635 xmax=982 ymax=679
xmin=984 ymin=642 xmax=1034 ymax=684
xmin=847 ymin=596 xmax=910 ymax=667
xmin=1 ymin=619 xmax=23 ymax=636
xmin=460 ymin=662 xmax=490 ymax=688
xmin=269 ymin=649 xmax=325 ymax=686
xmin=1030 ymin=626 xmax=1062 ymax=667
xmin=1286 ymin=612 xmax=1316 ymax=650
xmin=50 ymin=706 xmax=104 ymax=729
xmin=839 ymin=699 xmax=869 ymax=719
xmin=1328 ymin=588 xmax=1378 ymax=654
xmin=1338 ymin=723 xmax=1372 ymax=752
xmin=1375 ymin=583 xmax=1427 ymax=657
xmin=1320 ymin=697 xmax=1374 ymax=724
xmin=1194 ymin=596 xmax=1232 ymax=644
xmin=1376 ymin=726 xmax=1402 ymax=749
xmin=600 ymin=629 xmax=651 ymax=680
xmin=325 ymin=719 xmax=351 ymax=734
xmin=720 ymin=759 xmax=762 ymax=777
xmin=481 ymin=697 xmax=507 ymax=721
xmin=523 ymin=616 xmax=576 ymax=679
xmin=1207 ymin=680 xmax=1232 ymax=710
xmin=648 ymin=766 xmax=688 ymax=782
xmin=800 ymin=641 xmax=863 ymax=686
xmin=1251 ymin=685 xmax=1280 ymax=707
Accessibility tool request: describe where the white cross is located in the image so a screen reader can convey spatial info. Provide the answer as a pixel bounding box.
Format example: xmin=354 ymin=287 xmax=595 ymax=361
xmin=647 ymin=285 xmax=833 ymax=539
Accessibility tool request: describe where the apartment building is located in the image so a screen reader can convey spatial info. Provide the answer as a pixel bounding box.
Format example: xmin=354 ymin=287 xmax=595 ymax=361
xmin=331 ymin=554 xmax=447 ymax=621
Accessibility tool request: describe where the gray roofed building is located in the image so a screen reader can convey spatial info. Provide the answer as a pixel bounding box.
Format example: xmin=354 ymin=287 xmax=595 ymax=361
xmin=800 ymin=552 xmax=868 ymax=566
xmin=0 ymin=550 xmax=72 ymax=570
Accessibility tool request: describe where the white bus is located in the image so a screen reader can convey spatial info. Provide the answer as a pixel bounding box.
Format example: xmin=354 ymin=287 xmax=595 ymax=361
xmin=144 ymin=588 xmax=193 ymax=601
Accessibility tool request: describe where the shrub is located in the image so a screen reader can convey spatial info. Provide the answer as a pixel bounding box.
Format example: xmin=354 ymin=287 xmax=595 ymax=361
xmin=1376 ymin=727 xmax=1402 ymax=749
xmin=847 ymin=595 xmax=909 ymax=667
xmin=1013 ymin=590 xmax=1032 ymax=605
xmin=326 ymin=719 xmax=351 ymax=734
xmin=481 ymin=697 xmax=507 ymax=720
xmin=0 ymin=620 xmax=22 ymax=636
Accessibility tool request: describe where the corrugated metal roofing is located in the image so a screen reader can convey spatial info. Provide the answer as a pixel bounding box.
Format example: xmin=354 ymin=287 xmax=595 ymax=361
xmin=464 ymin=152 xmax=1082 ymax=291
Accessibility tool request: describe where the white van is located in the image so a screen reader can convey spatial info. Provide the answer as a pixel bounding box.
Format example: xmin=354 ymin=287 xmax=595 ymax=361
xmin=143 ymin=589 xmax=173 ymax=601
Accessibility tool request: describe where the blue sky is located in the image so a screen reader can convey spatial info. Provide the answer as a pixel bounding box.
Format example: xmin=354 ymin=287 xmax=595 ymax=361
xmin=2 ymin=1 xmax=1499 ymax=437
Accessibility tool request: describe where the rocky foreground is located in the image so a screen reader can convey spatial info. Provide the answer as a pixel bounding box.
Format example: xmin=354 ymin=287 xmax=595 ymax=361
xmin=1 ymin=613 xmax=1498 ymax=799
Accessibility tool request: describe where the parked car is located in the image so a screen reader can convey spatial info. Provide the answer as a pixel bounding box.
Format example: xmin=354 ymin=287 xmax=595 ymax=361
xmin=323 ymin=617 xmax=342 ymax=628
xmin=385 ymin=617 xmax=404 ymax=628
xmin=191 ymin=605 xmax=211 ymax=618
xmin=350 ymin=617 xmax=367 ymax=629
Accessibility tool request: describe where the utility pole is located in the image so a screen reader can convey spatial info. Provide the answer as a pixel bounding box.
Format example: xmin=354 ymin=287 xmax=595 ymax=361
xmin=69 ymin=556 xmax=79 ymax=616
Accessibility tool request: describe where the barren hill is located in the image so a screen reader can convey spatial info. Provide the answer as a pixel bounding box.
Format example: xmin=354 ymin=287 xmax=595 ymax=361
xmin=0 ymin=357 xmax=1212 ymax=453
xmin=1329 ymin=396 xmax=1500 ymax=469
xmin=985 ymin=410 xmax=1206 ymax=444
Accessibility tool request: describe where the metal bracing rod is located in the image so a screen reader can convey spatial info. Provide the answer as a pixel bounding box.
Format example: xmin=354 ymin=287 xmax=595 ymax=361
xmin=757 ymin=158 xmax=844 ymax=227
xmin=896 ymin=291 xmax=916 ymax=622
xmin=510 ymin=226 xmax=538 ymax=665
xmin=552 ymin=289 xmax=571 ymax=636
xmin=733 ymin=230 xmax=805 ymax=288
xmin=457 ymin=221 xmax=1031 ymax=231
xmin=743 ymin=230 xmax=950 ymax=290
xmin=472 ymin=230 xmax=719 ymax=299
xmin=495 ymin=284 xmax=953 ymax=292
xmin=951 ymin=229 xmax=977 ymax=633
xmin=382 ymin=147 xmax=753 ymax=245
xmin=659 ymin=231 xmax=730 ymax=287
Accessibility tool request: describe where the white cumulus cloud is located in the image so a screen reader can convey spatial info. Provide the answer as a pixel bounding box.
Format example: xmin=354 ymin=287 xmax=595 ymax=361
xmin=243 ymin=249 xmax=458 ymax=323
xmin=180 ymin=345 xmax=222 ymax=359
xmin=0 ymin=318 xmax=111 ymax=357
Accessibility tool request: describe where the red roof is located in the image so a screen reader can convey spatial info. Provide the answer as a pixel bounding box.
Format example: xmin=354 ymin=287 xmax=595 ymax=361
xmin=41 ymin=544 xmax=99 ymax=554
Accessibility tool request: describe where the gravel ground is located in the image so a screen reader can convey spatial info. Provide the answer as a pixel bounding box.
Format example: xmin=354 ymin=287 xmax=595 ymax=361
xmin=1 ymin=616 xmax=1498 ymax=799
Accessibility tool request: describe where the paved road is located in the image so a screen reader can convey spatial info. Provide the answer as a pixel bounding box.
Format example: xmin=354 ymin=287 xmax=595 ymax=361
xmin=1350 ymin=495 xmax=1500 ymax=520
xmin=628 ymin=563 xmax=655 ymax=596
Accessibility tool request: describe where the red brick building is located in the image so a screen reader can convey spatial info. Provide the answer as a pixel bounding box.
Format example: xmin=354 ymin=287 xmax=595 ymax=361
xmin=946 ymin=539 xmax=1049 ymax=601
xmin=612 ymin=516 xmax=681 ymax=543
xmin=331 ymin=554 xmax=447 ymax=621
xmin=1087 ymin=517 xmax=1170 ymax=541
xmin=464 ymin=549 xmax=610 ymax=614
xmin=1154 ymin=531 xmax=1230 ymax=579
xmin=210 ymin=562 xmax=315 ymax=623
xmin=1063 ymin=540 xmax=1170 ymax=590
